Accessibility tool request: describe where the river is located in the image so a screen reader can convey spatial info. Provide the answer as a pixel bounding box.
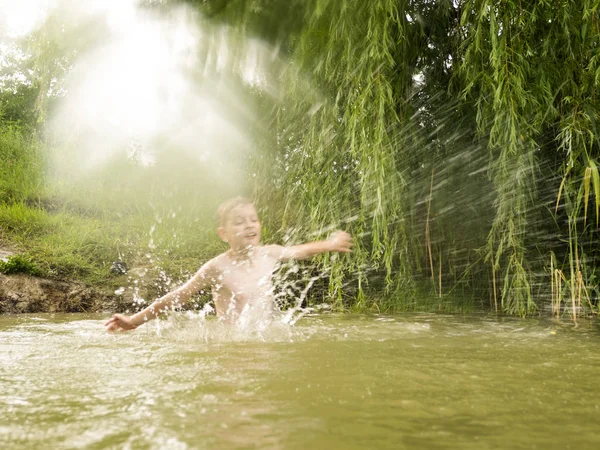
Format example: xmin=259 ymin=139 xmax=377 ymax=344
xmin=1 ymin=313 xmax=599 ymax=449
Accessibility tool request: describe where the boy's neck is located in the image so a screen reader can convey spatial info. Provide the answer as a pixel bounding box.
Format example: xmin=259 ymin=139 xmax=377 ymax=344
xmin=227 ymin=245 xmax=256 ymax=261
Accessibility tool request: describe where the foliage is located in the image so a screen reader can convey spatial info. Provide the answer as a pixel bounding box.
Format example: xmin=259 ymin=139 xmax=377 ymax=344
xmin=212 ymin=0 xmax=600 ymax=316
xmin=0 ymin=255 xmax=41 ymax=276
xmin=456 ymin=0 xmax=600 ymax=317
xmin=0 ymin=125 xmax=227 ymax=287
xmin=0 ymin=125 xmax=45 ymax=204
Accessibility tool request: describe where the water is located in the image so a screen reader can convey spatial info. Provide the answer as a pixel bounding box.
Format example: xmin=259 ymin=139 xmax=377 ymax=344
xmin=1 ymin=313 xmax=599 ymax=449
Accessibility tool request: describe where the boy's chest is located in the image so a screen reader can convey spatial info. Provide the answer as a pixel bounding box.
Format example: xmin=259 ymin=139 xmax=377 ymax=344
xmin=218 ymin=256 xmax=277 ymax=295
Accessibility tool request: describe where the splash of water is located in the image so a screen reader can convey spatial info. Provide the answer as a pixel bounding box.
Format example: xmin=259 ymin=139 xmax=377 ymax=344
xmin=46 ymin=2 xmax=278 ymax=184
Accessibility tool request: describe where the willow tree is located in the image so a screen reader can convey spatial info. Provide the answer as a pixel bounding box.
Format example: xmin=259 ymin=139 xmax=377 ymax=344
xmin=193 ymin=0 xmax=600 ymax=316
xmin=233 ymin=0 xmax=490 ymax=311
xmin=237 ymin=0 xmax=492 ymax=311
xmin=458 ymin=0 xmax=600 ymax=316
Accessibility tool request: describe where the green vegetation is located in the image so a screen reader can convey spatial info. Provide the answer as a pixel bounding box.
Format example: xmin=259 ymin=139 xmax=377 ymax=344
xmin=1 ymin=0 xmax=600 ymax=317
xmin=0 ymin=123 xmax=226 ymax=288
xmin=0 ymin=255 xmax=40 ymax=276
xmin=216 ymin=0 xmax=600 ymax=318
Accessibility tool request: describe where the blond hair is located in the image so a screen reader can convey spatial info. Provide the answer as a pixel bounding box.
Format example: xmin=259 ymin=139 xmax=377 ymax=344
xmin=216 ymin=196 xmax=254 ymax=227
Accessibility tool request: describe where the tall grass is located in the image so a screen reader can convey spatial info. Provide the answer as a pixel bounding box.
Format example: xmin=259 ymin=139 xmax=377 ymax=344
xmin=0 ymin=124 xmax=229 ymax=290
xmin=0 ymin=125 xmax=45 ymax=203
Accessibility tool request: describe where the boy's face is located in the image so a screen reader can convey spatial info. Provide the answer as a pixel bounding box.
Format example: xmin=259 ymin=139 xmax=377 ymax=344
xmin=218 ymin=203 xmax=261 ymax=250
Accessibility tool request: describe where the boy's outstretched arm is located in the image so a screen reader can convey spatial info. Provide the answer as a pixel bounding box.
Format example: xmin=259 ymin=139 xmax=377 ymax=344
xmin=104 ymin=262 xmax=215 ymax=332
xmin=271 ymin=231 xmax=353 ymax=261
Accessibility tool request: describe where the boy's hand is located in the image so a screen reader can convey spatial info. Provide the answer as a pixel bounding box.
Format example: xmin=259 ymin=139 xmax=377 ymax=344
xmin=104 ymin=314 xmax=138 ymax=332
xmin=327 ymin=231 xmax=353 ymax=253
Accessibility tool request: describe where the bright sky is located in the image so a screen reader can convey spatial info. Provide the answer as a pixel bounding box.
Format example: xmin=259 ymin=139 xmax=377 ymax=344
xmin=0 ymin=0 xmax=141 ymax=38
xmin=0 ymin=0 xmax=273 ymax=176
xmin=0 ymin=0 xmax=54 ymax=37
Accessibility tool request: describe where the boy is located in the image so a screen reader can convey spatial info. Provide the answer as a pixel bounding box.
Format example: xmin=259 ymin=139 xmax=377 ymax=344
xmin=104 ymin=197 xmax=352 ymax=331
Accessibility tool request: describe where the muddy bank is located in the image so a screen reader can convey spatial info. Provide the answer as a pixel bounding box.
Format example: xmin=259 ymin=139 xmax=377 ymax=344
xmin=0 ymin=274 xmax=129 ymax=314
xmin=0 ymin=245 xmax=168 ymax=314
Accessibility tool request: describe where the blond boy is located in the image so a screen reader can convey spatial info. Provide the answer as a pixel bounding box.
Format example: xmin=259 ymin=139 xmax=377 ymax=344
xmin=104 ymin=197 xmax=352 ymax=331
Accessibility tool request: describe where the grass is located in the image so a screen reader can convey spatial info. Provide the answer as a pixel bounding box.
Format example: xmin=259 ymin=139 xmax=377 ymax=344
xmin=0 ymin=199 xmax=225 ymax=286
xmin=0 ymin=255 xmax=41 ymax=276
xmin=0 ymin=124 xmax=228 ymax=295
xmin=0 ymin=125 xmax=44 ymax=203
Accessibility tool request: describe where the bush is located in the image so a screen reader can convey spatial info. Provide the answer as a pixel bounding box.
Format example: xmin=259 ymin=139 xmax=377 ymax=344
xmin=0 ymin=255 xmax=41 ymax=276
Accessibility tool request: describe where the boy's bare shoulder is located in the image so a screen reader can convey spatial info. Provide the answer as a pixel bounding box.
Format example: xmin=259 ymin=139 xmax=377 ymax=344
xmin=203 ymin=252 xmax=229 ymax=271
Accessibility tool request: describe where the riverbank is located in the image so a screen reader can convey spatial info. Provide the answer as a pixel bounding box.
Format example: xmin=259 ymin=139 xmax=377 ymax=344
xmin=0 ymin=273 xmax=117 ymax=314
xmin=0 ymin=245 xmax=208 ymax=314
xmin=0 ymin=242 xmax=171 ymax=314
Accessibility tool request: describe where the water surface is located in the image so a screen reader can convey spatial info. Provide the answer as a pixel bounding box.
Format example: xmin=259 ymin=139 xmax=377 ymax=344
xmin=1 ymin=313 xmax=599 ymax=449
